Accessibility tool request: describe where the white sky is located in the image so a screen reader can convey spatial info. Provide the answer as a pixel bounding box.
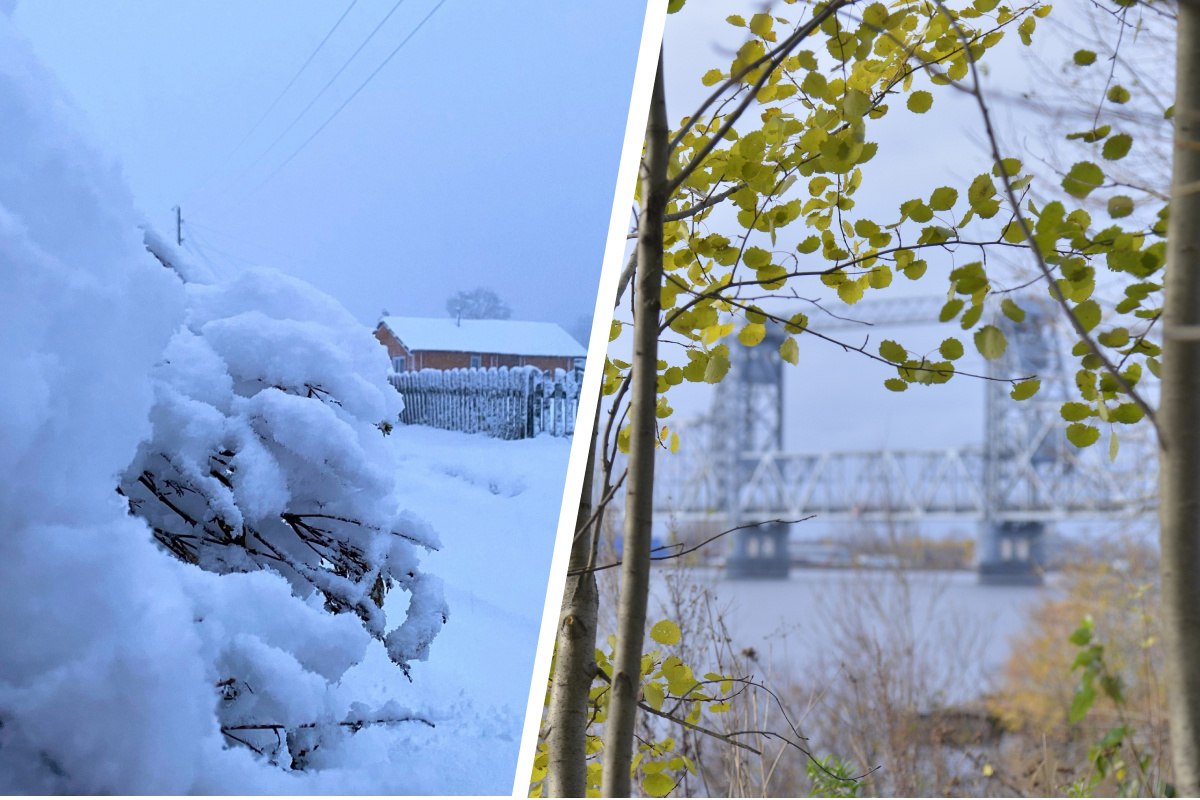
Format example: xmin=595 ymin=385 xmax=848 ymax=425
xmin=10 ymin=0 xmax=650 ymax=340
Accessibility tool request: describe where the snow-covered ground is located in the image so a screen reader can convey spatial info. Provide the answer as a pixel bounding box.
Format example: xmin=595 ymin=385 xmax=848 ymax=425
xmin=0 ymin=11 xmax=568 ymax=794
xmin=310 ymin=427 xmax=568 ymax=794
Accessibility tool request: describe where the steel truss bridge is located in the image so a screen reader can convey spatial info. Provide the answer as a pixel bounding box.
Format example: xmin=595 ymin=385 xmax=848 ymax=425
xmin=651 ymin=295 xmax=1158 ymax=583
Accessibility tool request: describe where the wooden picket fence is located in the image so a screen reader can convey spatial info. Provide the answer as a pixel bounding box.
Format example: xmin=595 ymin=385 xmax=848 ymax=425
xmin=388 ymin=366 xmax=581 ymax=440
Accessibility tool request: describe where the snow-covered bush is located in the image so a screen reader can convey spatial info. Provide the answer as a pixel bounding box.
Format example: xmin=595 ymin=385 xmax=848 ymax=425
xmin=0 ymin=13 xmax=448 ymax=786
xmin=115 ymin=251 xmax=451 ymax=763
xmin=122 ymin=262 xmax=448 ymax=677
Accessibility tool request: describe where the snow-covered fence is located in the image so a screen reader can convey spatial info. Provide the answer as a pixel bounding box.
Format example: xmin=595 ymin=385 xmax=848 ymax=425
xmin=389 ymin=366 xmax=581 ymax=439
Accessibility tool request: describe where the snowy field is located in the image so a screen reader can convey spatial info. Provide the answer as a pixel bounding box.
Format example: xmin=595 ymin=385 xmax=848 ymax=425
xmin=0 ymin=12 xmax=569 ymax=794
xmin=316 ymin=426 xmax=569 ymax=794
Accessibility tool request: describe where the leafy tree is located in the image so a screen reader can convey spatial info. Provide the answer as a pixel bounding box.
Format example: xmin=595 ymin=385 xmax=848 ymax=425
xmin=550 ymin=0 xmax=1200 ymax=787
xmin=445 ymin=286 xmax=512 ymax=320
xmin=543 ymin=0 xmax=1065 ymax=794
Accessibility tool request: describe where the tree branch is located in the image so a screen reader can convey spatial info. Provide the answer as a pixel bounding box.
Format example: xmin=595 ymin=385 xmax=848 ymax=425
xmin=934 ymin=0 xmax=1159 ymax=433
xmin=567 ymin=517 xmax=813 ymax=576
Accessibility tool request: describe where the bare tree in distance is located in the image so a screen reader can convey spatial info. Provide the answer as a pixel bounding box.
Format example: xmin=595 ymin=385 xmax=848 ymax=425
xmin=444 ymin=286 xmax=511 ymax=320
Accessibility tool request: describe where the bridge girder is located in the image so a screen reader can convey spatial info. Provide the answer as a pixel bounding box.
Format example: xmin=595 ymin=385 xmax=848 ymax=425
xmin=651 ymin=297 xmax=1157 ymax=537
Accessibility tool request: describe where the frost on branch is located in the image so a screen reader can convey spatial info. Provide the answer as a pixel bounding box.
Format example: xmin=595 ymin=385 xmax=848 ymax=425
xmin=120 ymin=266 xmax=449 ymax=675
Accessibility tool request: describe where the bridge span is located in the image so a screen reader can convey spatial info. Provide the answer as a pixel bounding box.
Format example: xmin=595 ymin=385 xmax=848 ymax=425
xmin=649 ymin=295 xmax=1157 ymax=584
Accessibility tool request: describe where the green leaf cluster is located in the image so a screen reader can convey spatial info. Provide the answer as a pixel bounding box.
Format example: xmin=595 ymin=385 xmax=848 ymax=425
xmin=1064 ymin=616 xmax=1157 ymax=797
xmin=530 ymin=621 xmax=738 ymax=797
xmin=606 ymin=0 xmax=1053 ymax=438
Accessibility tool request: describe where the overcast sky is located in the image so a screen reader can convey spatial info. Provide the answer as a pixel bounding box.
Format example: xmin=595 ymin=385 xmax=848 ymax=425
xmin=9 ymin=0 xmax=1161 ymax=477
xmin=11 ymin=0 xmax=650 ymax=341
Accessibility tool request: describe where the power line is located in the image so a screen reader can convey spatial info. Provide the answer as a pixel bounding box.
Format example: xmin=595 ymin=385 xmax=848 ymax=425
xmin=183 ymin=1 xmax=360 ymax=210
xmin=252 ymin=0 xmax=448 ymax=194
xmin=185 ymin=218 xmax=325 ymax=270
xmin=227 ymin=0 xmax=412 ymax=194
xmin=180 ymin=226 xmax=232 ymax=280
xmin=230 ymin=0 xmax=361 ymax=156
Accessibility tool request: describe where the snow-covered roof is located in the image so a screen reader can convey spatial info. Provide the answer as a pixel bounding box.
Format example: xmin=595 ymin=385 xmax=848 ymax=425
xmin=379 ymin=316 xmax=587 ymax=358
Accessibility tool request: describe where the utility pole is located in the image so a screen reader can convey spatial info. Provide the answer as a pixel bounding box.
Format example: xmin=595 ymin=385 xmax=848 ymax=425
xmin=173 ymin=205 xmax=183 ymax=247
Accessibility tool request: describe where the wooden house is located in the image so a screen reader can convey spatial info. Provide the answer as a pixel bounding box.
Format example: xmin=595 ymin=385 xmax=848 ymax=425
xmin=375 ymin=316 xmax=586 ymax=373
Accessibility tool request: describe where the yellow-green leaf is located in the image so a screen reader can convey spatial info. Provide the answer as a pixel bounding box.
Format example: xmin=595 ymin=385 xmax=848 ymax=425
xmin=974 ymin=325 xmax=1007 ymax=359
xmin=1108 ymin=195 xmax=1134 ymax=218
xmin=879 ymin=340 xmax=907 ymax=363
xmin=1011 ymin=379 xmax=1040 ymax=400
xmin=1001 ymin=298 xmax=1025 ymax=322
xmin=738 ymin=322 xmax=766 ymax=346
xmin=749 ymin=12 xmax=774 ymax=38
xmin=1062 ymin=161 xmax=1104 ymax=198
xmin=940 ymin=298 xmax=964 ymax=322
xmin=907 ymin=90 xmax=933 ymax=113
xmin=1102 ymin=133 xmax=1132 ymax=160
xmin=780 ymin=336 xmax=799 ymax=365
xmin=939 ymin=337 xmax=964 ymax=360
xmin=703 ymin=352 xmax=731 ymax=383
xmin=843 ymin=89 xmax=871 ymax=117
xmin=903 ymin=259 xmax=927 ymax=280
xmin=1066 ymin=422 xmax=1101 ymax=447
xmin=930 ymin=186 xmax=958 ymax=210
xmin=1110 ymin=402 xmax=1144 ymax=424
xmin=868 ymin=264 xmax=893 ymax=289
xmin=837 ymin=278 xmax=865 ymax=305
xmin=1018 ymin=15 xmax=1035 ymax=45
xmin=650 ymin=619 xmax=681 ymax=646
xmin=1073 ymin=299 xmax=1101 ymax=332
xmin=642 ymin=774 xmax=675 ymax=798
xmin=1061 ymin=402 xmax=1091 ymax=421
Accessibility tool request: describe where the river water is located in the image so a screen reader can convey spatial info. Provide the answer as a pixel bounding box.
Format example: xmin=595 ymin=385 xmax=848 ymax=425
xmin=650 ymin=566 xmax=1056 ymax=706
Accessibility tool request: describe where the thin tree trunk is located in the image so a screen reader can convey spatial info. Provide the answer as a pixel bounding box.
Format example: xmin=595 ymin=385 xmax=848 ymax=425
xmin=546 ymin=401 xmax=602 ymax=797
xmin=601 ymin=50 xmax=668 ymax=798
xmin=1160 ymin=3 xmax=1200 ymax=794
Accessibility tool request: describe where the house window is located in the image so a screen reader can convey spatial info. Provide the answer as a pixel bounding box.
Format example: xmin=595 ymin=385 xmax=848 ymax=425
xmin=391 ymin=356 xmax=406 ymax=373
xmin=470 ymin=354 xmax=482 ymax=369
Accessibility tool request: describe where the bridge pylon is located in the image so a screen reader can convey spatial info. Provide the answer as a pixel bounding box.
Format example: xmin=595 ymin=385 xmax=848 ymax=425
xmin=978 ymin=300 xmax=1067 ymax=584
xmin=712 ymin=319 xmax=790 ymax=579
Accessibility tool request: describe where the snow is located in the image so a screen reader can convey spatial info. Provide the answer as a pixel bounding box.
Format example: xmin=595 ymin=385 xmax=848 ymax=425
xmin=1 ymin=12 xmax=571 ymax=794
xmin=380 ymin=315 xmax=587 ymax=357
xmin=304 ymin=426 xmax=570 ymax=793
xmin=0 ymin=14 xmax=219 ymax=792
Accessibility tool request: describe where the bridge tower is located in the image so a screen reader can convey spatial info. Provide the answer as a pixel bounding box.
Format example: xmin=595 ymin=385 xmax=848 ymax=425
xmin=979 ymin=302 xmax=1069 ymax=584
xmin=717 ymin=321 xmax=791 ymax=578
